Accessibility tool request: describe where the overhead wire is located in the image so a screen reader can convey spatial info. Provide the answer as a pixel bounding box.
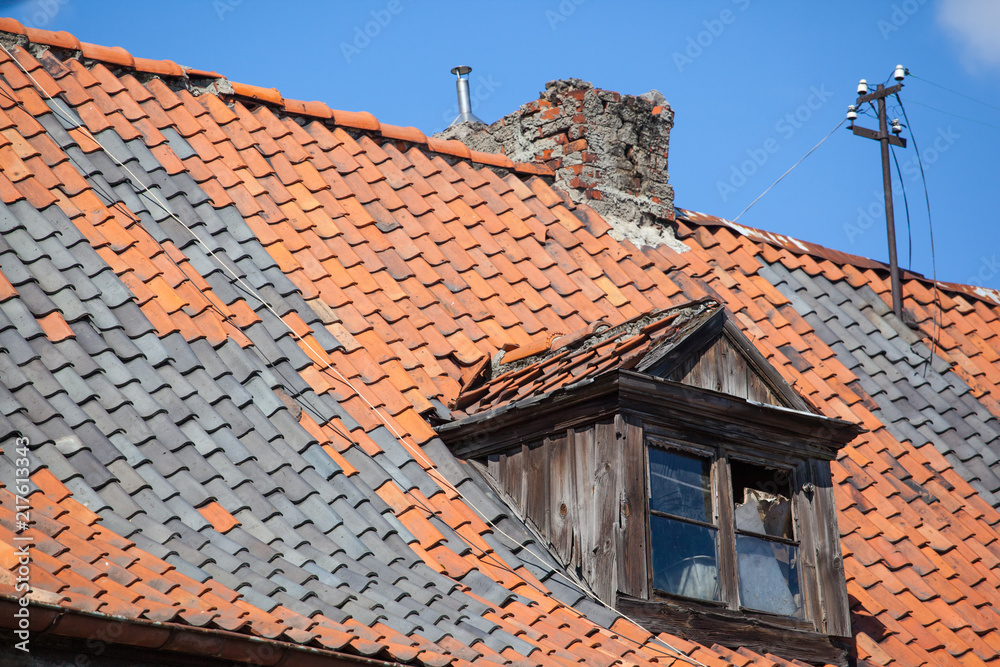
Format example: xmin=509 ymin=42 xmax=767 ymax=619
xmin=906 ymin=71 xmax=1000 ymax=113
xmin=889 ymin=144 xmax=913 ymax=268
xmin=731 ymin=117 xmax=846 ymax=223
xmin=895 ymin=92 xmax=941 ymax=375
xmin=0 ymin=43 xmax=712 ymax=667
xmin=902 ymin=99 xmax=1000 ymax=131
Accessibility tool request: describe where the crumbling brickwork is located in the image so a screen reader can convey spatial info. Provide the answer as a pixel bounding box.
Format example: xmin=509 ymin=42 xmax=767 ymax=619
xmin=441 ymin=79 xmax=684 ymax=249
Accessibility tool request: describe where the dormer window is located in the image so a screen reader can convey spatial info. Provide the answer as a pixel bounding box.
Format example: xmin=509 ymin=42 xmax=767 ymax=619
xmin=439 ymin=302 xmax=863 ymax=666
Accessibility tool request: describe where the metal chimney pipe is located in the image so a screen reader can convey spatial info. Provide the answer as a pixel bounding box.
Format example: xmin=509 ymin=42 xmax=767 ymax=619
xmin=449 ymin=66 xmax=484 ymax=126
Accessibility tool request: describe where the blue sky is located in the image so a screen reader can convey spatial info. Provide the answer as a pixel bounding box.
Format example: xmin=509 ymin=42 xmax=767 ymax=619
xmin=4 ymin=0 xmax=999 ymax=289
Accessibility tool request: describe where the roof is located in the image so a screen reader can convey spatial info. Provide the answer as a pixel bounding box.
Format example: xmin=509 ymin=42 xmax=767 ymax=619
xmin=0 ymin=19 xmax=997 ymax=667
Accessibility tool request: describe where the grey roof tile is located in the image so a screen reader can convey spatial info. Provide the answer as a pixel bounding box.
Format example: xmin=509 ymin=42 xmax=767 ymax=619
xmin=211 ymin=396 xmax=254 ymax=438
xmin=233 ymin=505 xmax=280 ymax=544
xmin=5 ymin=227 xmax=44 ymax=263
xmin=96 ymin=510 xmax=141 ymax=541
xmin=128 ymin=529 xmax=177 ymax=562
xmin=0 ymin=252 xmax=32 ymax=286
xmin=163 ymin=496 xmax=209 ymax=530
xmin=185 ymin=368 xmax=227 ymax=407
xmin=128 ymin=512 xmax=181 ymax=545
xmin=202 ymin=478 xmax=247 ymax=513
xmin=0 ymin=299 xmax=44 ymax=339
xmin=67 ymin=449 xmax=116 ymax=489
xmin=166 ymin=469 xmax=213 ymax=507
xmin=261 ymin=515 xmax=308 ymax=549
xmin=13 ymin=384 xmax=58 ymax=423
xmin=132 ymin=487 xmax=179 ymax=525
xmin=20 ymin=359 xmax=65 ymax=399
xmin=262 ymin=491 xmax=312 ymax=531
xmin=160 ymin=332 xmax=202 ymax=375
xmin=15 ymin=280 xmax=57 ymax=317
xmin=73 ymin=478 xmax=129 ymax=516
xmin=224 ymin=527 xmax=275 ymax=563
xmin=274 ymin=334 xmax=313 ymax=371
xmin=214 ymin=339 xmax=263 ymax=383
xmin=108 ymin=459 xmax=152 ymax=496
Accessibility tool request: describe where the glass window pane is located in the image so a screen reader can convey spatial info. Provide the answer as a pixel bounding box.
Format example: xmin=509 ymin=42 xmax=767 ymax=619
xmin=649 ymin=447 xmax=712 ymax=523
xmin=650 ymin=514 xmax=720 ymax=601
xmin=736 ymin=534 xmax=803 ymax=618
xmin=731 ymin=459 xmax=794 ymax=539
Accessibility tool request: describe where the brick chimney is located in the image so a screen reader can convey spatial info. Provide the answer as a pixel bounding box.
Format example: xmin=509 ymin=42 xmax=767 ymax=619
xmin=440 ymin=78 xmax=684 ymax=249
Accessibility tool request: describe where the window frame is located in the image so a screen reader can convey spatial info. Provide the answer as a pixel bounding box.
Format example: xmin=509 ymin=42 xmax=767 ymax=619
xmin=645 ymin=435 xmax=813 ymax=626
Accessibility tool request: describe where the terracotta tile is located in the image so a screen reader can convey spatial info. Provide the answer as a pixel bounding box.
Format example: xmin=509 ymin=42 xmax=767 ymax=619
xmin=0 ymin=271 xmax=17 ymax=302
xmin=195 ymin=501 xmax=239 ymax=534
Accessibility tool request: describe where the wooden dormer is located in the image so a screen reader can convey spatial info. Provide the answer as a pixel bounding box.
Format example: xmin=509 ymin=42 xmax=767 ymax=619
xmin=439 ymin=305 xmax=864 ymax=666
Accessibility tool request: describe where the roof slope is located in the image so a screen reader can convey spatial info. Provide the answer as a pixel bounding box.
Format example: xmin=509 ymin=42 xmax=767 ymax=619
xmin=0 ymin=20 xmax=997 ymax=667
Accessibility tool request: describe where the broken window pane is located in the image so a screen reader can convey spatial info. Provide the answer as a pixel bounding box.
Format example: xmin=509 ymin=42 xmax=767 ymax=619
xmin=649 ymin=447 xmax=712 ymax=523
xmin=731 ymin=459 xmax=794 ymax=539
xmin=650 ymin=515 xmax=720 ymax=601
xmin=736 ymin=535 xmax=803 ymax=618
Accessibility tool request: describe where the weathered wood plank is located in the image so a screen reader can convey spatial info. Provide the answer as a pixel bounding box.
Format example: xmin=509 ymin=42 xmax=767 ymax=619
xmin=500 ymin=449 xmax=524 ymax=514
xmin=618 ymin=413 xmax=648 ymax=599
xmin=571 ymin=426 xmax=596 ymax=579
xmin=746 ymin=368 xmax=776 ymax=405
xmin=549 ymin=430 xmax=575 ymax=566
xmin=524 ymin=439 xmax=550 ymax=539
xmin=591 ymin=418 xmax=619 ymax=606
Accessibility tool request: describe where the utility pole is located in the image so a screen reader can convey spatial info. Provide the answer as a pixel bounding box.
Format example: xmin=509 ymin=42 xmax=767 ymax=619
xmin=847 ymin=68 xmax=907 ymax=320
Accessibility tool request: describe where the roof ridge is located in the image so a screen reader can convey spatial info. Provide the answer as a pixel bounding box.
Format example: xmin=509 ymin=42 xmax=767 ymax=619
xmin=0 ymin=18 xmax=553 ymax=178
xmin=676 ymin=207 xmax=1000 ymax=307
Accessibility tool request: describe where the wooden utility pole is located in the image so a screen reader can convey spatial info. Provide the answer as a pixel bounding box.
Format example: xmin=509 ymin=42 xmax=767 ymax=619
xmin=849 ymin=81 xmax=907 ymax=319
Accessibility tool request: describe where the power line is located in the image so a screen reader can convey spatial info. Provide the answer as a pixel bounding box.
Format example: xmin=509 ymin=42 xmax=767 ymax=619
xmin=731 ymin=117 xmax=846 ymax=223
xmin=895 ymin=93 xmax=941 ymax=375
xmin=889 ymin=144 xmax=912 ymax=269
xmin=907 ymin=71 xmax=1000 ymax=113
xmin=903 ymin=99 xmax=1000 ymax=131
